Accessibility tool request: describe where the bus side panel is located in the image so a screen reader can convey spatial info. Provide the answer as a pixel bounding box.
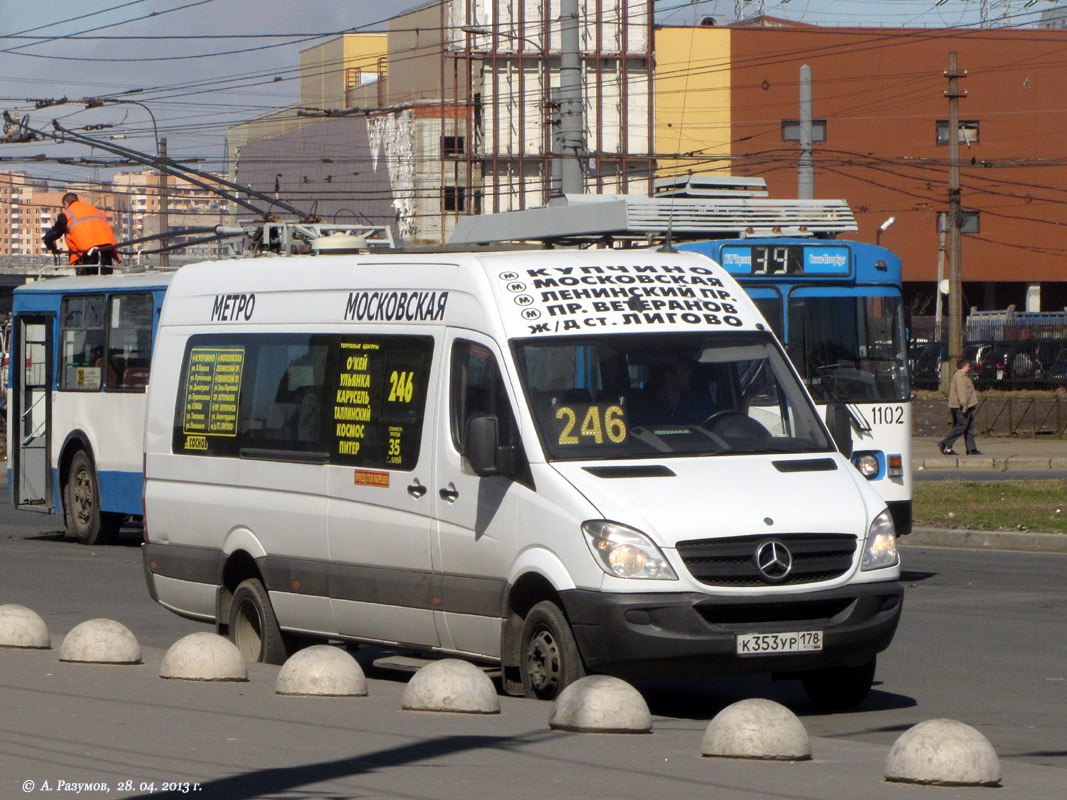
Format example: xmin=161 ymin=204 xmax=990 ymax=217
xmin=52 ymin=392 xmax=149 ymax=516
xmin=144 ymin=330 xmax=332 ymax=631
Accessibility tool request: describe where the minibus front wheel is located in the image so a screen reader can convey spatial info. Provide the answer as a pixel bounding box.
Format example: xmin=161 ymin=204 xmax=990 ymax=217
xmin=520 ymin=600 xmax=585 ymax=700
xmin=229 ymin=578 xmax=288 ymax=665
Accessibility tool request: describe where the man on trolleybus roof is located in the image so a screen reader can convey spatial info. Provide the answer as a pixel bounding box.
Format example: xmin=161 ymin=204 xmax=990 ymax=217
xmin=42 ymin=192 xmax=121 ymax=276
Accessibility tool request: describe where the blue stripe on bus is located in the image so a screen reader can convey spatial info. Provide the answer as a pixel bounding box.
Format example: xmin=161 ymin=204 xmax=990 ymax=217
xmin=46 ymin=467 xmax=144 ymax=516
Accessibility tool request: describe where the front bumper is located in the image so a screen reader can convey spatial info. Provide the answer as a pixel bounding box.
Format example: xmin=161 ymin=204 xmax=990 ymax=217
xmin=560 ymin=579 xmax=903 ymax=678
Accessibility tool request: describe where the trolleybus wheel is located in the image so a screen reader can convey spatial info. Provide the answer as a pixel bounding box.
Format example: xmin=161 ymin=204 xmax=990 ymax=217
xmin=64 ymin=450 xmax=119 ymax=545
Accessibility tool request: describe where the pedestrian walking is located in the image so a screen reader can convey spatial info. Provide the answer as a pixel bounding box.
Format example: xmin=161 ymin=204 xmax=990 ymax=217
xmin=939 ymin=357 xmax=981 ymax=455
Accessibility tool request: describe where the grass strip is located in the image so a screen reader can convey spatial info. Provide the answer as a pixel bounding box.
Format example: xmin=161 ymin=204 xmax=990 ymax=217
xmin=913 ymin=479 xmax=1067 ymax=533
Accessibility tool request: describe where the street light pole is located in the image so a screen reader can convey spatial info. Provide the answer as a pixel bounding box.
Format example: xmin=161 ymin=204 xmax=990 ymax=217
xmin=876 ymin=216 xmax=895 ymax=247
xmin=945 ymin=51 xmax=967 ymax=390
xmin=558 ymin=0 xmax=584 ymax=197
xmin=83 ymin=97 xmax=168 ymax=266
xmin=159 ymin=137 xmax=169 ymax=267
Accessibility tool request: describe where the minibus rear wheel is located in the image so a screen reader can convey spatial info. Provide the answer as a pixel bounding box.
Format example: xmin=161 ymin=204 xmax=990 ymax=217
xmin=800 ymin=657 xmax=877 ymax=710
xmin=519 ymin=600 xmax=585 ymax=700
xmin=229 ymin=578 xmax=288 ymax=665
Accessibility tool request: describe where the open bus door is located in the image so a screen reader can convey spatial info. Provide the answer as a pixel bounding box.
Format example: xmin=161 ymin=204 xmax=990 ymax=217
xmin=11 ymin=315 xmax=54 ymax=512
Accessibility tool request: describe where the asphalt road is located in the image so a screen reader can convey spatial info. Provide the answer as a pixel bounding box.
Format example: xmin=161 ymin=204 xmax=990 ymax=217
xmin=1 ymin=505 xmax=1065 ymax=798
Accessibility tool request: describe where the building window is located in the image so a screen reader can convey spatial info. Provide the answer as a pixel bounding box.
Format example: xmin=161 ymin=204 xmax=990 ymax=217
xmin=444 ymin=186 xmax=466 ymax=212
xmin=936 ymin=120 xmax=980 ymax=146
xmin=781 ymin=120 xmax=827 ymax=142
xmin=442 ymin=135 xmax=466 ymax=157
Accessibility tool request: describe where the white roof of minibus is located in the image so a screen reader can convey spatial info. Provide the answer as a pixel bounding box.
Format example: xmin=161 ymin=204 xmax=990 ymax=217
xmin=159 ymin=249 xmax=769 ymax=341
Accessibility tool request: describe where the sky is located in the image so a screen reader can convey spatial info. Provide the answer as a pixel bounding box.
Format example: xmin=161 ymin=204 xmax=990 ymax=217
xmin=0 ymin=0 xmax=1059 ymax=187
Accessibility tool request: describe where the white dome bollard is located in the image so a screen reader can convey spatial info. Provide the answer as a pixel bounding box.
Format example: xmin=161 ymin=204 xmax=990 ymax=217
xmin=0 ymin=604 xmax=51 ymax=649
xmin=401 ymin=659 xmax=500 ymax=714
xmin=885 ymin=719 xmax=1001 ymax=787
xmin=159 ymin=632 xmax=248 ymax=682
xmin=701 ymin=698 xmax=811 ymax=761
xmin=276 ymin=645 xmax=368 ymax=697
xmin=58 ymin=619 xmax=141 ymax=664
xmin=548 ymin=675 xmax=652 ymax=734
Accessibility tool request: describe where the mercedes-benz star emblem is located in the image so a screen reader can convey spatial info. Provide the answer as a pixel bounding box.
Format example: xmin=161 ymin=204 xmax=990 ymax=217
xmin=755 ymin=539 xmax=793 ymax=582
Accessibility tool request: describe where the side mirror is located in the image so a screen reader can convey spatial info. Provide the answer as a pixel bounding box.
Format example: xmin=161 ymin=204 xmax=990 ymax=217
xmin=464 ymin=414 xmax=500 ymax=477
xmin=826 ymin=402 xmax=853 ymax=459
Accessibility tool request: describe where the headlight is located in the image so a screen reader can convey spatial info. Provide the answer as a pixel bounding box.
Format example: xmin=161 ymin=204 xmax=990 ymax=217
xmin=582 ymin=520 xmax=678 ymax=580
xmin=855 ymin=453 xmax=880 ymax=479
xmin=861 ymin=509 xmax=899 ymax=571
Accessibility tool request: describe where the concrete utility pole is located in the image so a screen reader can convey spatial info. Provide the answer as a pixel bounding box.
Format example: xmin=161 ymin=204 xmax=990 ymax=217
xmin=159 ymin=137 xmax=170 ymax=268
xmin=798 ymin=64 xmax=814 ymax=200
xmin=558 ymin=0 xmax=584 ymax=197
xmin=944 ymin=52 xmax=966 ymax=390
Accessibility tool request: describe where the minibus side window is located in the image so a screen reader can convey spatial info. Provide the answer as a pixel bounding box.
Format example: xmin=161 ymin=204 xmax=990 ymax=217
xmin=59 ymin=295 xmax=106 ymax=391
xmin=329 ymin=336 xmax=433 ymax=471
xmin=450 ymin=340 xmax=531 ymax=485
xmin=172 ymin=334 xmax=433 ymax=470
xmin=247 ymin=340 xmax=330 ymax=450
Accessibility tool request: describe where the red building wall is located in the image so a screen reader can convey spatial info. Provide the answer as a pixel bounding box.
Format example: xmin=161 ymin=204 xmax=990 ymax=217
xmin=726 ymin=25 xmax=1067 ymax=308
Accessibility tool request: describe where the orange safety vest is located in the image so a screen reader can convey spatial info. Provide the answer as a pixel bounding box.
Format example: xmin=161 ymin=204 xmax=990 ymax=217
xmin=62 ymin=200 xmax=119 ymax=265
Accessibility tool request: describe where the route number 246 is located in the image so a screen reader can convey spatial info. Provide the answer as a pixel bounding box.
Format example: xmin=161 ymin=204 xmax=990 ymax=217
xmin=555 ymin=404 xmax=627 ymax=445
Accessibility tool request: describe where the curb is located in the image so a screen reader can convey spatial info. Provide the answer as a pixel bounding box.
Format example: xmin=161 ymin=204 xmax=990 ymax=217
xmin=913 ymin=457 xmax=1067 ymax=471
xmin=902 ymin=526 xmax=1067 ymax=554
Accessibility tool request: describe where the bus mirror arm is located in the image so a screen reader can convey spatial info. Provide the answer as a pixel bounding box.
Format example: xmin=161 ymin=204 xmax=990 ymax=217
xmin=465 ymin=414 xmax=501 ymax=477
xmin=826 ymin=402 xmax=854 ymax=459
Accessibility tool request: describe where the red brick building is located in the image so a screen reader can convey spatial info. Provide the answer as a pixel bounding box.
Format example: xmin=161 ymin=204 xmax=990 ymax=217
xmin=720 ymin=23 xmax=1067 ymax=313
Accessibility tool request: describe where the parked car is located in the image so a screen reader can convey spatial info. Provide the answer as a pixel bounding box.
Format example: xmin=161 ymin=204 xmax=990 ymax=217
xmin=912 ymin=343 xmax=947 ymax=389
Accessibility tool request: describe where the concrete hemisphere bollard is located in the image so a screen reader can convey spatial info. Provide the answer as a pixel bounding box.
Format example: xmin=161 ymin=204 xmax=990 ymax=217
xmin=885 ymin=719 xmax=1001 ymax=787
xmin=401 ymin=658 xmax=500 ymax=714
xmin=276 ymin=645 xmax=368 ymax=697
xmin=548 ymin=675 xmax=652 ymax=734
xmin=159 ymin=632 xmax=248 ymax=682
xmin=58 ymin=618 xmax=142 ymax=665
xmin=0 ymin=604 xmax=51 ymax=649
xmin=701 ymin=698 xmax=812 ymax=761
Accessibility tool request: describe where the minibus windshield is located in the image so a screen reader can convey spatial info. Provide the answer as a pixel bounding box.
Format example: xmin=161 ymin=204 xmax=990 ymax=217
xmin=513 ymin=332 xmax=834 ymax=461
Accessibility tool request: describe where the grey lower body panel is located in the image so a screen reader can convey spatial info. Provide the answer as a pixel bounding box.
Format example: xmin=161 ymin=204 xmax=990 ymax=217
xmin=560 ymin=580 xmax=903 ymax=677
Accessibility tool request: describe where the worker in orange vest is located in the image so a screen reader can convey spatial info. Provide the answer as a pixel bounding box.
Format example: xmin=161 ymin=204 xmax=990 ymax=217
xmin=42 ymin=192 xmax=121 ymax=275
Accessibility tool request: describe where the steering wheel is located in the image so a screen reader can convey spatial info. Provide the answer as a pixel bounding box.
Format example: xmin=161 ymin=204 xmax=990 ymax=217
xmin=699 ymin=410 xmax=772 ymax=442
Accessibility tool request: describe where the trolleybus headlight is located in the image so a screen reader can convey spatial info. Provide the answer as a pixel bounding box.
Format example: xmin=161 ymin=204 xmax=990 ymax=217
xmin=582 ymin=520 xmax=678 ymax=580
xmin=861 ymin=509 xmax=899 ymax=571
xmin=855 ymin=453 xmax=880 ymax=479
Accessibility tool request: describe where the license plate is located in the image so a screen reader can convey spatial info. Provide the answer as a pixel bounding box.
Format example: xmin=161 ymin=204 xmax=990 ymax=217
xmin=736 ymin=631 xmax=823 ymax=656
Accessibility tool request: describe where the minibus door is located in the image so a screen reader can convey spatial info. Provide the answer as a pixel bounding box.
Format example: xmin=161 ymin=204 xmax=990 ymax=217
xmin=326 ymin=332 xmax=441 ymax=648
xmin=432 ymin=334 xmax=524 ymax=658
xmin=11 ymin=315 xmax=54 ymax=512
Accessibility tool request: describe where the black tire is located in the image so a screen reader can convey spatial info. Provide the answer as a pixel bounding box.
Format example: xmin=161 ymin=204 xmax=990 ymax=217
xmin=64 ymin=450 xmax=119 ymax=545
xmin=801 ymin=657 xmax=877 ymax=710
xmin=519 ymin=600 xmax=585 ymax=700
xmin=229 ymin=578 xmax=288 ymax=665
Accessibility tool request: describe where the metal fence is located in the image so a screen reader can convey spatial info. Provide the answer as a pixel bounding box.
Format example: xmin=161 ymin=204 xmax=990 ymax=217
xmin=914 ymin=395 xmax=1067 ymax=438
xmin=910 ymin=319 xmax=1067 ymax=392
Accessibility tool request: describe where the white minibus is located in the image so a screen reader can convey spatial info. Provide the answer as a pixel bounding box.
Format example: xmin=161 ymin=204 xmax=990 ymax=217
xmin=142 ymin=248 xmax=902 ymax=707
